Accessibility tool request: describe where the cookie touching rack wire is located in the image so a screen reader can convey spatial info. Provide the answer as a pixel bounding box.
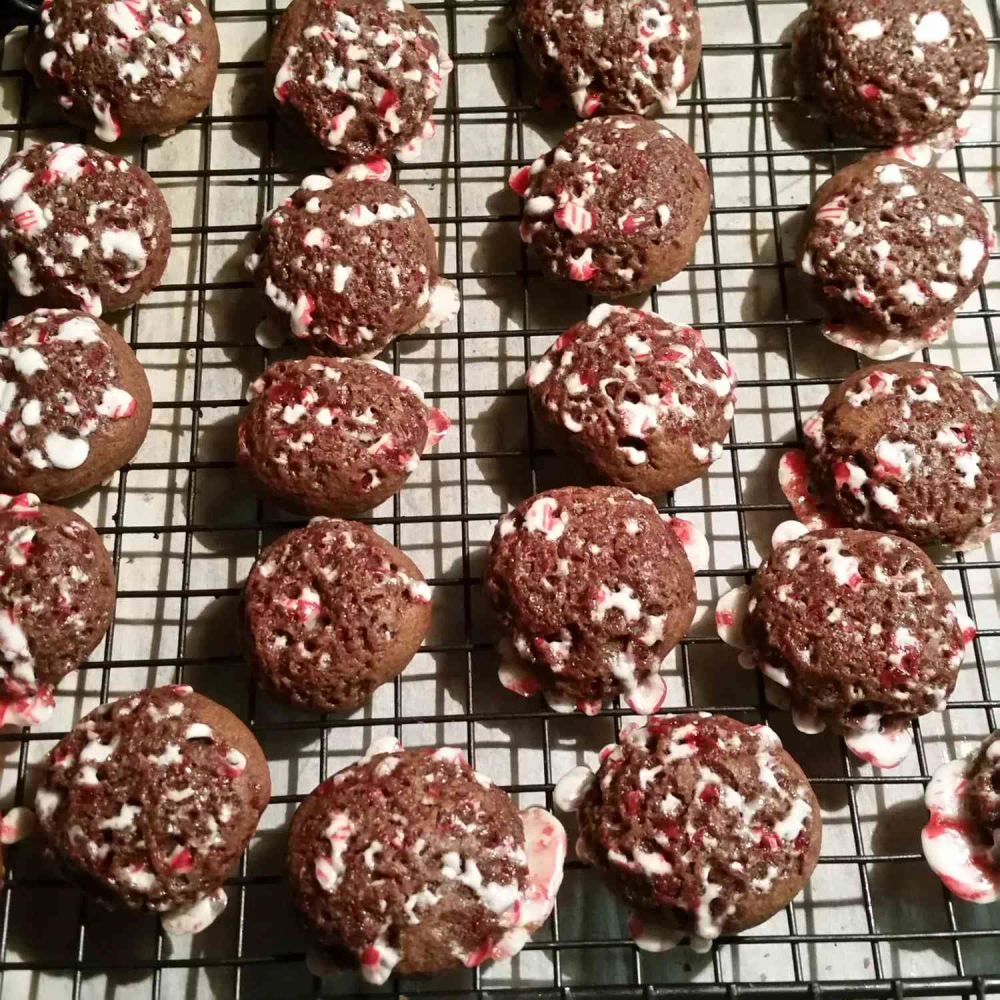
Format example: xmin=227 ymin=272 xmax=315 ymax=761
xmin=0 ymin=0 xmax=998 ymax=997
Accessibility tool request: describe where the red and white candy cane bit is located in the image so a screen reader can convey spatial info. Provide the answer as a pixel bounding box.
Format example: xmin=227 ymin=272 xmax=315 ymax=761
xmin=857 ymin=82 xmax=882 ymax=101
xmin=0 ymin=806 xmax=36 ymax=845
xmin=778 ymin=449 xmax=841 ymax=531
xmin=625 ymin=673 xmax=667 ymax=716
xmin=889 ymin=141 xmax=934 ymax=168
xmin=922 ymin=757 xmax=1000 ymax=903
xmin=815 ymin=195 xmax=849 ymax=227
xmin=162 ymin=888 xmax=228 ymax=936
xmin=167 ymin=845 xmax=195 ymax=874
xmin=576 ymin=697 xmax=602 ymax=716
xmin=844 ymin=722 xmax=913 ymax=769
xmin=509 ymin=164 xmax=532 ymax=196
xmin=666 ymin=516 xmax=709 ymax=572
xmin=554 ymin=200 xmax=594 ymax=235
xmin=581 ymin=91 xmax=601 ymax=117
xmin=567 ymin=248 xmax=597 ymax=282
xmin=0 ymin=493 xmax=41 ymax=517
xmin=957 ymin=611 xmax=977 ymax=648
xmin=425 ymin=407 xmax=451 ymax=447
xmin=0 ymin=684 xmax=56 ymax=728
xmin=338 ymin=158 xmax=392 ymax=182
xmin=498 ymin=659 xmax=541 ymax=698
xmin=714 ymin=584 xmax=750 ymax=649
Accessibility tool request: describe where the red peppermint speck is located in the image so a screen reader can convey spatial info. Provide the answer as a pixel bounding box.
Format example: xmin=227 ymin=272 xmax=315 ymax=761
xmin=699 ymin=784 xmax=720 ymax=804
xmin=624 ymin=790 xmax=643 ymax=816
xmin=509 ymin=165 xmax=532 ymax=196
xmin=621 ymin=214 xmax=641 ymax=235
xmin=858 ymin=83 xmax=882 ymax=100
xmin=832 ymin=461 xmax=852 ymax=487
xmin=360 ymin=946 xmax=381 ymax=968
xmin=167 ymin=847 xmax=194 ymax=873
xmin=425 ymin=407 xmax=451 ymax=447
xmin=377 ymin=89 xmax=399 ymax=117
xmin=755 ymin=827 xmax=782 ymax=851
xmin=581 ymin=91 xmax=601 ymax=116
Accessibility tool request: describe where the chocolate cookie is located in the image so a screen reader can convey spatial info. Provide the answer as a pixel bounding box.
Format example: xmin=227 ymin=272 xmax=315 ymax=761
xmin=288 ymin=738 xmax=566 ymax=984
xmin=241 ymin=518 xmax=431 ymax=712
xmin=799 ymin=154 xmax=991 ymax=359
xmin=741 ymin=527 xmax=966 ymax=760
xmin=527 ymin=304 xmax=736 ymax=495
xmin=803 ymin=362 xmax=1000 ymax=549
xmin=554 ymin=715 xmax=821 ymax=950
xmin=485 ymin=486 xmax=696 ymax=715
xmin=35 ymin=685 xmax=270 ymax=934
xmin=269 ymin=0 xmax=452 ymax=163
xmin=0 ymin=492 xmax=114 ymax=728
xmin=246 ymin=175 xmax=457 ymax=356
xmin=237 ymin=357 xmax=449 ymax=516
xmin=514 ymin=0 xmax=702 ymax=117
xmin=510 ymin=115 xmax=710 ymax=297
xmin=0 ymin=142 xmax=171 ymax=316
xmin=26 ymin=0 xmax=220 ymax=142
xmin=923 ymin=729 xmax=1000 ymax=903
xmin=793 ymin=0 xmax=988 ymax=146
xmin=0 ymin=309 xmax=152 ymax=500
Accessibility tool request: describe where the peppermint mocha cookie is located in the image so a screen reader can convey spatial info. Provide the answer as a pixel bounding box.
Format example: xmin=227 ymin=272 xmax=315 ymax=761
xmin=26 ymin=0 xmax=220 ymax=142
xmin=0 ymin=142 xmax=171 ymax=316
xmin=511 ymin=115 xmax=710 ymax=297
xmin=0 ymin=493 xmax=114 ymax=728
xmin=802 ymin=363 xmax=1000 ymax=549
xmin=269 ymin=0 xmax=452 ymax=163
xmin=241 ymin=519 xmax=431 ymax=712
xmin=35 ymin=686 xmax=271 ymax=935
xmin=799 ymin=154 xmax=990 ymax=359
xmin=515 ymin=0 xmax=702 ymax=117
xmin=527 ymin=304 xmax=736 ymax=494
xmin=246 ymin=175 xmax=457 ymax=356
xmin=555 ymin=715 xmax=821 ymax=951
xmin=237 ymin=357 xmax=449 ymax=516
xmin=0 ymin=310 xmax=152 ymax=500
xmin=723 ymin=526 xmax=969 ymax=768
xmin=288 ymin=738 xmax=565 ymax=984
xmin=923 ymin=729 xmax=1000 ymax=903
xmin=485 ymin=486 xmax=697 ymax=715
xmin=793 ymin=0 xmax=988 ymax=146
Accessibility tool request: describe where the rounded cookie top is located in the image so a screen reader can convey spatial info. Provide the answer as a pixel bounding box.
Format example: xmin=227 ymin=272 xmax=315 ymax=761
xmin=485 ymin=486 xmax=695 ymax=712
xmin=27 ymin=0 xmax=220 ymax=141
xmin=571 ymin=714 xmax=821 ymax=942
xmin=246 ymin=175 xmax=457 ymax=356
xmin=527 ymin=304 xmax=736 ymax=495
xmin=512 ymin=115 xmax=710 ymax=298
xmin=793 ymin=0 xmax=988 ymax=145
xmin=0 ymin=143 xmax=171 ymax=316
xmin=800 ymin=155 xmax=990 ymax=341
xmin=515 ymin=0 xmax=701 ymax=117
xmin=744 ymin=528 xmax=964 ymax=734
xmin=269 ymin=0 xmax=451 ymax=162
xmin=237 ymin=357 xmax=449 ymax=517
xmin=242 ymin=519 xmax=431 ymax=712
xmin=288 ymin=745 xmax=527 ymax=982
xmin=0 ymin=493 xmax=114 ymax=727
xmin=0 ymin=309 xmax=152 ymax=500
xmin=35 ymin=686 xmax=270 ymax=916
xmin=804 ymin=362 xmax=1000 ymax=548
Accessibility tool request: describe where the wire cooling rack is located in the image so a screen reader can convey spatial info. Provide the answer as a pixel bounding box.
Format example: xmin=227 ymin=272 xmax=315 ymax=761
xmin=0 ymin=0 xmax=999 ymax=997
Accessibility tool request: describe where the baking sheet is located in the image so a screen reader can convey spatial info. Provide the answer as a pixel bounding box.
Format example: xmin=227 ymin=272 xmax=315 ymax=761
xmin=0 ymin=0 xmax=998 ymax=996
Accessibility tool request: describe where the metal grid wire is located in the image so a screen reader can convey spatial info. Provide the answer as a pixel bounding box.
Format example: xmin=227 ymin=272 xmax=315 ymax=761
xmin=0 ymin=0 xmax=998 ymax=997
